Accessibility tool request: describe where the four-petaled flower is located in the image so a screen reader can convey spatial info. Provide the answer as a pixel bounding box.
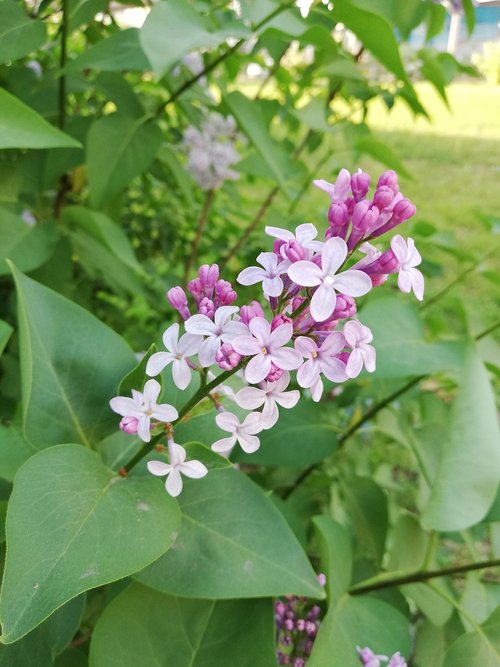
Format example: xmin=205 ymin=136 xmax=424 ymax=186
xmin=237 ymin=252 xmax=289 ymax=298
xmin=232 ymin=318 xmax=302 ymax=384
xmin=295 ymin=332 xmax=347 ymax=388
xmin=109 ymin=379 xmax=178 ymax=443
xmin=212 ymin=411 xmax=263 ymax=454
xmin=265 ymin=223 xmax=324 ymax=257
xmin=390 ymin=235 xmax=424 ymax=301
xmin=288 ymin=237 xmax=372 ymax=322
xmin=235 ymin=371 xmax=300 ymax=429
xmin=185 ymin=305 xmax=248 ymax=367
xmin=343 ymin=320 xmax=376 ymax=378
xmin=146 ymin=322 xmax=203 ymax=390
xmin=147 ymin=441 xmax=208 ymax=497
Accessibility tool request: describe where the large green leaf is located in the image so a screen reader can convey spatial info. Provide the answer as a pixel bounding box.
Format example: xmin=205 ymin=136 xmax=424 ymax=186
xmin=235 ymin=399 xmax=338 ymax=467
xmin=140 ymin=0 xmax=250 ymax=78
xmin=0 ymin=0 xmax=46 ymax=64
xmin=224 ymin=91 xmax=290 ymax=190
xmin=90 ymin=583 xmax=276 ymax=667
xmin=313 ymin=515 xmax=352 ymax=606
xmin=0 ymin=89 xmax=81 ymax=150
xmin=443 ymin=607 xmax=500 ymax=667
xmin=67 ymin=29 xmax=150 ymax=72
xmin=0 ymin=444 xmax=181 ymax=643
xmin=136 ymin=467 xmax=324 ymax=600
xmin=308 ymin=595 xmax=410 ymax=667
xmin=0 ymin=423 xmax=35 ymax=483
xmin=360 ymin=296 xmax=465 ymax=378
xmin=10 ymin=265 xmax=136 ymax=449
xmin=0 ymin=596 xmax=84 ymax=667
xmin=87 ymin=113 xmax=162 ymax=207
xmin=422 ymin=345 xmax=500 ymax=531
xmin=0 ymin=320 xmax=13 ymax=359
xmin=0 ymin=209 xmax=58 ymax=276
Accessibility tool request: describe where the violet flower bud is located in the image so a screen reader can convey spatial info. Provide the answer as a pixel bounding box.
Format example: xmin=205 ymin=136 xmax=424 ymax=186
xmin=328 ymin=201 xmax=349 ymax=235
xmin=296 ymin=619 xmax=306 ymax=632
xmin=373 ymin=185 xmax=394 ymax=211
xmin=283 ymin=240 xmax=306 ymax=262
xmin=198 ymin=263 xmax=219 ymax=289
xmin=187 ymin=278 xmax=204 ymax=304
xmin=198 ymin=296 xmax=215 ymax=319
xmin=317 ymin=573 xmax=327 ymax=587
xmin=266 ymin=363 xmax=284 ymax=382
xmin=345 ymin=195 xmax=356 ymax=216
xmin=393 ymin=198 xmax=416 ymax=222
xmin=377 ymin=169 xmax=399 ymax=194
xmin=294 ymin=659 xmax=306 ymax=667
xmin=332 ymin=294 xmax=356 ymax=320
xmin=348 ymin=201 xmax=379 ymax=250
xmin=215 ymin=344 xmax=241 ymax=370
xmin=284 ymin=619 xmax=294 ymax=631
xmin=214 ymin=279 xmax=237 ymax=306
xmin=308 ymin=605 xmax=321 ymax=620
xmin=306 ymin=621 xmax=318 ymax=636
xmin=119 ymin=416 xmax=138 ymax=434
xmin=351 ymin=170 xmax=370 ymax=201
xmin=167 ymin=286 xmax=191 ymax=320
xmin=274 ymin=238 xmax=287 ymax=256
xmin=271 ymin=314 xmax=293 ymax=331
xmin=240 ymin=300 xmax=265 ymax=325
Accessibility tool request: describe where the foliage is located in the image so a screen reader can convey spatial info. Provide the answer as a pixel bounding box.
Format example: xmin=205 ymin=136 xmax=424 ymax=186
xmin=0 ymin=0 xmax=499 ymax=666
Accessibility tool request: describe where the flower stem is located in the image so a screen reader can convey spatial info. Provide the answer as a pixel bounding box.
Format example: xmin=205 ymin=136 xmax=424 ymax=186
xmin=183 ymin=189 xmax=215 ymax=286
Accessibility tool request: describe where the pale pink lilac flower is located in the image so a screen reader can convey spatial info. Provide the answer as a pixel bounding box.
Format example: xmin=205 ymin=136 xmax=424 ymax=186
xmin=146 ymin=323 xmax=203 ymax=390
xmin=232 ymin=318 xmax=302 ymax=384
xmin=237 ymin=252 xmax=289 ymax=298
xmin=313 ymin=168 xmax=351 ymax=201
xmin=211 ymin=411 xmax=263 ymax=454
xmin=295 ymin=332 xmax=347 ymax=388
xmin=147 ymin=441 xmax=207 ymax=497
xmin=265 ymin=223 xmax=324 ymax=259
xmin=240 ymin=300 xmax=265 ymax=325
xmin=235 ymin=372 xmax=300 ymax=429
xmin=356 ymin=646 xmax=388 ymax=667
xmin=388 ymin=653 xmax=407 ymax=667
xmin=390 ymin=235 xmax=424 ymax=301
xmin=351 ymin=242 xmax=381 ymax=270
xmin=185 ymin=305 xmax=248 ymax=367
xmin=110 ymin=379 xmax=178 ymax=443
xmin=288 ymin=237 xmax=372 ymax=322
xmin=343 ymin=320 xmax=376 ymax=378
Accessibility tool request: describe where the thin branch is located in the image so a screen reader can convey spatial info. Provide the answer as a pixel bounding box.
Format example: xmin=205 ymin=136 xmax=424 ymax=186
xmin=349 ymin=558 xmax=500 ymax=595
xmin=183 ymin=189 xmax=215 ymax=285
xmin=58 ymin=0 xmax=68 ymax=130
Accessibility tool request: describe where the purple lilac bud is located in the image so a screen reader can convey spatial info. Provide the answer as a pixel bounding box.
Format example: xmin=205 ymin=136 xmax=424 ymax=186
xmin=317 ymin=573 xmax=327 ymax=587
xmin=294 ymin=659 xmax=306 ymax=667
xmin=308 ymin=605 xmax=321 ymax=620
xmin=240 ymin=300 xmax=265 ymax=325
xmin=377 ymin=169 xmax=399 ymax=194
xmin=328 ymin=201 xmax=349 ymax=237
xmin=198 ymin=263 xmax=219 ymax=289
xmin=393 ymin=198 xmax=416 ymax=222
xmin=363 ymin=248 xmax=399 ymax=276
xmin=305 ymin=621 xmax=318 ymax=636
xmin=333 ymin=294 xmax=356 ymax=320
xmin=345 ymin=195 xmax=356 ymax=216
xmin=283 ymin=239 xmax=306 ymax=262
xmin=119 ymin=416 xmax=138 ymax=434
xmin=215 ymin=344 xmax=241 ymax=370
xmin=351 ymin=170 xmax=370 ymax=201
xmin=187 ymin=278 xmax=204 ymax=304
xmin=284 ymin=619 xmax=294 ymax=631
xmin=266 ymin=363 xmax=284 ymax=382
xmin=296 ymin=619 xmax=306 ymax=632
xmin=373 ymin=185 xmax=394 ymax=211
xmin=348 ymin=201 xmax=379 ymax=250
xmin=271 ymin=314 xmax=293 ymax=331
xmin=198 ymin=296 xmax=215 ymax=319
xmin=214 ymin=279 xmax=237 ymax=306
xmin=167 ymin=286 xmax=191 ymax=320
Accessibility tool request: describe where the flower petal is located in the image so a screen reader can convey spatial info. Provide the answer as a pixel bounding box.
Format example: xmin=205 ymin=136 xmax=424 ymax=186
xmin=295 ymin=223 xmax=319 ymax=246
xmin=168 ymin=441 xmax=186 ymax=465
xmin=321 ymin=357 xmax=348 ymax=383
xmin=137 ymin=415 xmax=151 ymax=442
xmin=310 ymin=283 xmax=336 ymax=322
xmin=320 ymin=332 xmax=346 ymax=356
xmin=361 ymin=345 xmax=376 ymax=373
xmin=241 ymin=411 xmax=263 ymax=434
xmin=215 ymin=411 xmax=240 ymax=433
xmin=287 ymin=260 xmax=322 ymax=287
xmin=346 ymin=348 xmax=364 ymax=378
xmin=147 ymin=460 xmax=171 ymax=477
xmin=390 ymin=235 xmax=408 ymax=263
xmin=248 ymin=317 xmax=271 ymax=344
xmin=109 ymin=396 xmax=142 ymax=418
xmin=178 ymin=333 xmax=203 ymax=356
xmin=146 ymin=351 xmax=173 ymax=377
xmin=237 ymin=266 xmax=266 ymax=286
xmin=269 ymin=322 xmax=293 ymax=349
xmin=310 ymin=377 xmax=323 ymax=402
xmin=410 ymin=267 xmax=424 ymax=301
xmin=245 ymin=354 xmax=272 ymax=384
xmin=265 ymin=225 xmax=294 ymax=242
xmin=211 ymin=435 xmax=236 ymax=454
xmin=397 ymin=268 xmax=413 ymax=294
xmin=297 ymin=358 xmax=319 ymax=388
xmin=294 ymin=336 xmax=318 ymax=358
xmin=143 ymin=379 xmax=161 ymax=409
xmin=165 ymin=469 xmax=183 ymax=497
xmin=232 ymin=334 xmax=262 ymax=356
xmin=334 ymin=269 xmax=372 ymax=297
xmin=274 ymin=389 xmax=300 ymax=409
xmin=262 ymin=275 xmax=284 ymax=298
xmin=237 ymin=432 xmax=260 ymax=454
xmin=198 ymin=336 xmax=221 ymax=367
xmin=185 ymin=314 xmax=215 ymax=336
xmin=257 ymin=251 xmax=278 ymax=273
xmin=235 ymin=386 xmax=265 ymax=410
xmin=260 ymin=400 xmax=279 ymax=429
xmin=180 ymin=459 xmax=208 ymax=479
xmin=151 ymin=403 xmax=179 ymax=423
xmin=321 ymin=237 xmax=348 ymax=275
xmin=214 ymin=305 xmax=239 ymax=328
xmin=162 ymin=323 xmax=179 ymax=353
xmin=271 ymin=347 xmax=302 ymax=371
xmin=172 ymin=358 xmax=192 ymax=390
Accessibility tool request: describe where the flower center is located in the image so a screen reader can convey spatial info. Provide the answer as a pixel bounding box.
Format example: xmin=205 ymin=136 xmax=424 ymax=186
xmin=311 ymin=350 xmax=318 ymax=358
xmin=261 ymin=346 xmax=268 ymax=355
xmin=324 ymin=275 xmax=335 ymax=288
xmin=145 ymin=409 xmax=153 ymax=416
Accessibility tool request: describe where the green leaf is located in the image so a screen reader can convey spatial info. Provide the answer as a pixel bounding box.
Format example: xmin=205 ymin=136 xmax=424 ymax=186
xmin=87 ymin=114 xmax=162 ymax=207
xmin=0 ymin=596 xmax=84 ymax=667
xmin=140 ymin=0 xmax=251 ymax=78
xmin=0 ymin=320 xmax=13 ymax=358
xmin=67 ymin=29 xmax=151 ymax=72
xmin=68 ymin=0 xmax=107 ymax=31
xmin=356 ymin=136 xmax=411 ymax=179
xmin=313 ymin=515 xmax=352 ymax=606
xmin=235 ymin=399 xmax=338 ymax=467
xmin=10 ymin=265 xmax=136 ymax=449
xmin=0 ymin=0 xmax=46 ymax=64
xmin=0 ymin=423 xmax=35 ymax=483
xmin=0 ymin=89 xmax=81 ymax=150
xmin=360 ymin=296 xmax=465 ymax=378
xmin=0 ymin=208 xmax=58 ymax=276
xmin=426 ymin=3 xmax=447 ymax=42
xmin=308 ymin=595 xmax=410 ymax=667
xmin=461 ymin=0 xmax=475 ymax=36
xmin=0 ymin=444 xmax=181 ymax=643
xmin=443 ymin=607 xmax=500 ymax=667
xmin=422 ymin=345 xmax=500 ymax=531
xmin=419 ymin=48 xmax=449 ymax=107
xmin=90 ymin=583 xmax=277 ymax=667
xmin=342 ymin=477 xmax=387 ymax=568
xmin=224 ymin=91 xmax=290 ymax=190
xmin=136 ymin=467 xmax=325 ymax=600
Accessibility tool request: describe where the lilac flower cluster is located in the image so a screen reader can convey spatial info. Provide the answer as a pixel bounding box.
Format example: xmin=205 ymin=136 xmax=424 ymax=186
xmin=110 ymin=168 xmax=423 ymax=496
xmin=275 ymin=574 xmax=326 ymax=665
xmin=357 ymin=646 xmax=408 ymax=667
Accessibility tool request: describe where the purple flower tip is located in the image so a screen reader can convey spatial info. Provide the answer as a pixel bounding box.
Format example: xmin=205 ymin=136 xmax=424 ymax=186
xmin=119 ymin=416 xmax=139 ymax=435
xmin=215 ymin=343 xmax=241 ymax=370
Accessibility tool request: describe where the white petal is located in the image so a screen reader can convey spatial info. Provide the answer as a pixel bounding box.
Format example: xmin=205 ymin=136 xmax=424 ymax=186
xmin=295 ymin=223 xmax=318 ymax=246
xmin=147 ymin=460 xmax=171 ymax=477
xmin=185 ymin=314 xmax=215 ymax=336
xmin=321 ymin=357 xmax=348 ymax=383
xmin=215 ymin=411 xmax=240 ymax=433
xmin=362 ymin=345 xmax=376 ymax=372
xmin=245 ymin=354 xmax=272 ymax=384
xmin=294 ymin=336 xmax=318 ymax=358
xmin=310 ymin=283 xmax=336 ymax=322
xmin=178 ymin=333 xmax=203 ymax=356
xmin=274 ymin=389 xmax=300 ymax=409
xmin=237 ymin=432 xmax=260 ymax=454
xmin=256 ymin=251 xmax=278 ymax=273
xmin=410 ymin=267 xmax=425 ymax=301
xmin=320 ymin=332 xmax=346 ymax=356
xmin=198 ymin=336 xmax=220 ymax=367
xmin=165 ymin=469 xmax=183 ymax=497
xmin=272 ymin=371 xmax=291 ymax=393
xmin=265 ymin=225 xmax=294 ymax=241
xmin=235 ymin=386 xmax=265 ymax=410
xmin=109 ymin=396 xmax=142 ymax=418
xmin=297 ymin=359 xmax=320 ymax=388
xmin=180 ymin=460 xmax=208 ymax=479
xmin=248 ymin=317 xmax=271 ymax=344
xmin=406 ymin=237 xmax=422 ymax=267
xmin=343 ymin=320 xmax=363 ymax=347
xmin=131 ymin=389 xmax=143 ymax=403
xmin=241 ymin=411 xmax=263 ymax=434
xmin=346 ymin=349 xmax=364 ymax=378
xmin=310 ymin=377 xmax=324 ymax=402
xmin=168 ymin=441 xmax=186 ymax=466
xmin=269 ymin=322 xmax=293 ymax=349
xmin=270 ymin=347 xmax=303 ymax=371
xmin=137 ymin=415 xmax=151 ymax=442
xmin=172 ymin=358 xmax=191 ymax=390
xmin=262 ymin=275 xmax=284 ymax=297
xmin=214 ymin=305 xmax=239 ymax=328
xmin=397 ymin=268 xmax=413 ymax=294
xmin=143 ymin=379 xmax=161 ymax=408
xmin=334 ymin=269 xmax=372 ymax=297
xmin=390 ymin=235 xmax=408 ymax=263
xmin=333 ymin=168 xmax=351 ymax=200
xmin=321 ymin=237 xmax=348 ymax=276
xmin=146 ymin=351 xmax=173 ymax=377
xmin=221 ymin=320 xmax=248 ymax=341
xmin=288 ymin=260 xmax=322 ymax=287
xmin=312 ymin=178 xmax=335 ymax=197
xmin=232 ymin=334 xmax=262 ymax=356
xmin=211 ymin=435 xmax=236 ymax=454
xmin=151 ymin=403 xmax=179 ymax=423
xmin=162 ymin=323 xmax=180 ymax=353
xmin=260 ymin=400 xmax=279 ymax=429
xmin=237 ymin=266 xmax=266 ymax=286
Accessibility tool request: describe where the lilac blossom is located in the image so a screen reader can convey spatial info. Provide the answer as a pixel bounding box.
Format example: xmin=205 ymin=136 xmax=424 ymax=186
xmin=185 ymin=305 xmax=248 ymax=367
xmin=295 ymin=332 xmax=347 ymax=388
xmin=146 ymin=323 xmax=203 ymax=390
xmin=343 ymin=320 xmax=376 ymax=378
xmin=265 ymin=223 xmax=324 ymax=259
xmin=147 ymin=441 xmax=207 ymax=497
xmin=390 ymin=235 xmax=424 ymax=301
xmin=388 ymin=653 xmax=407 ymax=667
xmin=167 ymin=286 xmax=190 ymax=320
xmin=211 ymin=411 xmax=263 ymax=455
xmin=288 ymin=237 xmax=372 ymax=322
xmin=237 ymin=252 xmax=289 ymax=298
xmin=313 ymin=168 xmax=351 ymax=201
xmin=232 ymin=318 xmax=302 ymax=384
xmin=109 ymin=380 xmax=178 ymax=443
xmin=235 ymin=372 xmax=300 ymax=429
xmin=357 ymin=646 xmax=389 ymax=667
